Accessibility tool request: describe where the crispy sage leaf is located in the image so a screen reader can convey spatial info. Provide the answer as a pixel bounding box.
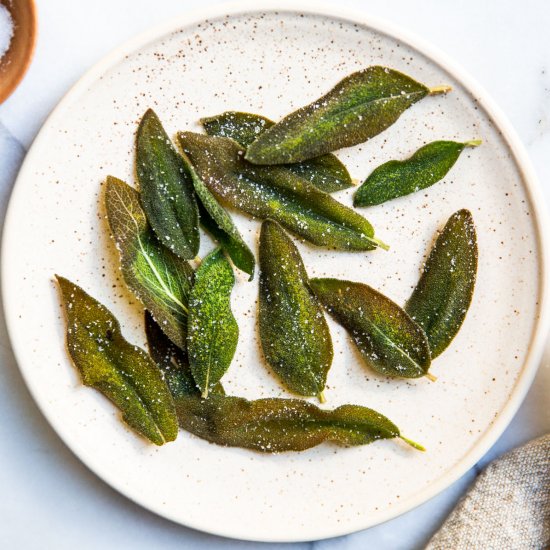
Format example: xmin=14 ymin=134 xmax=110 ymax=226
xmin=245 ymin=66 xmax=449 ymax=164
xmin=187 ymin=248 xmax=238 ymax=398
xmin=175 ymin=394 xmax=424 ymax=452
xmin=144 ymin=311 xmax=224 ymax=398
xmin=309 ymin=278 xmax=431 ymax=378
xmin=201 ymin=111 xmax=273 ymax=147
xmin=105 ymin=176 xmax=193 ymax=350
xmin=136 ymin=109 xmax=199 ymax=259
xmin=201 ymin=111 xmax=353 ymax=192
xmin=405 ymin=209 xmax=478 ymax=358
xmin=259 ymin=220 xmax=333 ymax=400
xmin=180 ymin=154 xmax=255 ymax=279
xmin=354 ymin=140 xmax=481 ymax=207
xmin=178 ymin=132 xmax=387 ymax=251
xmin=56 ymin=276 xmax=178 ymax=446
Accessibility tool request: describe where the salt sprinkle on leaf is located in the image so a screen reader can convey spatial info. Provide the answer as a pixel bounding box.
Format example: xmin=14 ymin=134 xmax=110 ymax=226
xmin=405 ymin=209 xmax=478 ymax=358
xmin=105 ymin=176 xmax=193 ymax=350
xmin=187 ymin=248 xmax=238 ymax=398
xmin=245 ymin=66 xmax=445 ymax=164
xmin=136 ymin=109 xmax=199 ymax=259
xmin=354 ymin=140 xmax=481 ymax=207
xmin=175 ymin=394 xmax=424 ymax=453
xmin=180 ymin=152 xmax=255 ymax=279
xmin=144 ymin=311 xmax=225 ymax=398
xmin=309 ymin=277 xmax=431 ymax=378
xmin=178 ymin=132 xmax=386 ymax=251
xmin=259 ymin=220 xmax=333 ymax=400
xmin=56 ymin=276 xmax=178 ymax=446
xmin=201 ymin=111 xmax=353 ymax=193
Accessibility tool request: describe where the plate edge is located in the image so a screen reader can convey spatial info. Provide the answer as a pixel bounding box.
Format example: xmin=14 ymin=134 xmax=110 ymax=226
xmin=2 ymin=0 xmax=549 ymax=542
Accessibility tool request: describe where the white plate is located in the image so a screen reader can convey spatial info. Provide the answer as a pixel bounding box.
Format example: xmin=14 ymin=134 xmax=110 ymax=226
xmin=2 ymin=1 xmax=549 ymax=542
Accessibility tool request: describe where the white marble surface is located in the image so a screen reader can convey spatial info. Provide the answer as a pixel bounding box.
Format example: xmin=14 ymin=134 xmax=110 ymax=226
xmin=0 ymin=1 xmax=548 ymax=548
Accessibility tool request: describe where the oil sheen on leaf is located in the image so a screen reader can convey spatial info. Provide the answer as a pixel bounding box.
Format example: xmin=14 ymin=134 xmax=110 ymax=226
xmin=178 ymin=132 xmax=387 ymax=251
xmin=245 ymin=66 xmax=447 ymax=164
xmin=201 ymin=111 xmax=353 ymax=192
xmin=406 ymin=209 xmax=478 ymax=358
xmin=56 ymin=276 xmax=178 ymax=446
xmin=354 ymin=140 xmax=481 ymax=207
xmin=187 ymin=248 xmax=239 ymax=398
xmin=175 ymin=394 xmax=424 ymax=452
xmin=309 ymin=278 xmax=431 ymax=378
xmin=136 ymin=108 xmax=199 ymax=259
xmin=105 ymin=176 xmax=193 ymax=350
xmin=180 ymin=153 xmax=255 ymax=279
xmin=144 ymin=311 xmax=224 ymax=398
xmin=259 ymin=220 xmax=333 ymax=399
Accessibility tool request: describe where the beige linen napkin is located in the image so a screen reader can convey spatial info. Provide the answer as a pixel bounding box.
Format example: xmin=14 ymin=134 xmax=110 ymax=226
xmin=426 ymin=434 xmax=550 ymax=550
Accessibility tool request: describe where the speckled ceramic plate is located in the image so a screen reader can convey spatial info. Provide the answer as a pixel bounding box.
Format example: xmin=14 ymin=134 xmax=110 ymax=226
xmin=2 ymin=1 xmax=549 ymax=542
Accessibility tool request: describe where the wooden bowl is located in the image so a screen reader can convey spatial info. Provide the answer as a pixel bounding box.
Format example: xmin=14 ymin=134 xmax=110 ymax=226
xmin=0 ymin=0 xmax=36 ymax=104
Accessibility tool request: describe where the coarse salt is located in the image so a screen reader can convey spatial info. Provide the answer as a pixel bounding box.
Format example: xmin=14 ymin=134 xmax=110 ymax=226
xmin=0 ymin=4 xmax=14 ymax=61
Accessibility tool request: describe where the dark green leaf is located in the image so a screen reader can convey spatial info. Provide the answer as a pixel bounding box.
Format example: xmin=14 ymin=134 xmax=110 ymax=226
xmin=201 ymin=111 xmax=353 ymax=192
xmin=136 ymin=108 xmax=199 ymax=259
xmin=285 ymin=154 xmax=353 ymax=194
xmin=405 ymin=209 xmax=478 ymax=358
xmin=179 ymin=153 xmax=255 ymax=279
xmin=105 ymin=176 xmax=193 ymax=350
xmin=144 ymin=311 xmax=224 ymax=398
xmin=175 ymin=394 xmax=424 ymax=452
xmin=178 ymin=132 xmax=387 ymax=251
xmin=354 ymin=140 xmax=481 ymax=207
xmin=201 ymin=111 xmax=273 ymax=147
xmin=245 ymin=66 xmax=449 ymax=164
xmin=187 ymin=248 xmax=239 ymax=398
xmin=56 ymin=276 xmax=178 ymax=446
xmin=259 ymin=220 xmax=333 ymax=399
xmin=309 ymin=278 xmax=431 ymax=378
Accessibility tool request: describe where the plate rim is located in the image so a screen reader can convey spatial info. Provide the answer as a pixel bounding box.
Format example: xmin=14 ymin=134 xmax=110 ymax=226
xmin=2 ymin=0 xmax=549 ymax=542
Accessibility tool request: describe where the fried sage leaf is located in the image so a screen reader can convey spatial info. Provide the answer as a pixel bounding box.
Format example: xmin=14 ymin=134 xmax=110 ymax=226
xmin=201 ymin=111 xmax=273 ymax=147
xmin=178 ymin=132 xmax=387 ymax=251
xmin=201 ymin=111 xmax=353 ymax=192
xmin=245 ymin=66 xmax=449 ymax=164
xmin=309 ymin=278 xmax=431 ymax=378
xmin=259 ymin=220 xmax=333 ymax=400
xmin=105 ymin=176 xmax=193 ymax=350
xmin=56 ymin=276 xmax=178 ymax=446
xmin=354 ymin=140 xmax=481 ymax=207
xmin=405 ymin=209 xmax=478 ymax=358
xmin=136 ymin=108 xmax=199 ymax=259
xmin=175 ymin=394 xmax=424 ymax=452
xmin=181 ymin=155 xmax=255 ymax=279
xmin=187 ymin=248 xmax=238 ymax=398
xmin=144 ymin=311 xmax=224 ymax=398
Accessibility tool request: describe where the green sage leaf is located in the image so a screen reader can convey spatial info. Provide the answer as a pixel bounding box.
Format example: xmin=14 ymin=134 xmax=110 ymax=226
xmin=144 ymin=311 xmax=224 ymax=398
xmin=201 ymin=111 xmax=273 ymax=148
xmin=178 ymin=132 xmax=387 ymax=251
xmin=245 ymin=66 xmax=449 ymax=164
xmin=187 ymin=248 xmax=238 ymax=398
xmin=201 ymin=111 xmax=353 ymax=192
xmin=105 ymin=176 xmax=193 ymax=350
xmin=136 ymin=108 xmax=199 ymax=259
xmin=405 ymin=209 xmax=478 ymax=358
xmin=180 ymin=154 xmax=255 ymax=279
xmin=56 ymin=276 xmax=178 ymax=446
xmin=259 ymin=220 xmax=333 ymax=399
xmin=354 ymin=140 xmax=481 ymax=207
xmin=175 ymin=394 xmax=424 ymax=452
xmin=309 ymin=278 xmax=431 ymax=378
